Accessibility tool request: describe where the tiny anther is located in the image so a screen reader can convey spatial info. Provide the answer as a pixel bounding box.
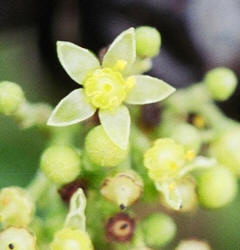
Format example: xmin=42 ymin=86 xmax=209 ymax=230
xmin=120 ymin=204 xmax=126 ymax=210
xmin=8 ymin=243 xmax=14 ymax=249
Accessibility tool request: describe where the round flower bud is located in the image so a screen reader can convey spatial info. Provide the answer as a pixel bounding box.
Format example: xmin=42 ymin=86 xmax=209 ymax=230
xmin=170 ymin=123 xmax=202 ymax=154
xmin=40 ymin=146 xmax=81 ymax=185
xmin=175 ymin=239 xmax=211 ymax=250
xmin=0 ymin=187 xmax=34 ymax=228
xmin=144 ymin=138 xmax=186 ymax=182
xmin=197 ymin=166 xmax=237 ymax=209
xmin=0 ymin=81 xmax=24 ymax=115
xmin=50 ymin=227 xmax=93 ymax=250
xmin=101 ymin=171 xmax=143 ymax=208
xmin=141 ymin=213 xmax=176 ymax=248
xmin=85 ymin=125 xmax=128 ymax=167
xmin=209 ymin=129 xmax=240 ymax=175
xmin=0 ymin=227 xmax=37 ymax=250
xmin=204 ymin=67 xmax=237 ymax=101
xmin=105 ymin=213 xmax=135 ymax=242
xmin=135 ymin=26 xmax=161 ymax=58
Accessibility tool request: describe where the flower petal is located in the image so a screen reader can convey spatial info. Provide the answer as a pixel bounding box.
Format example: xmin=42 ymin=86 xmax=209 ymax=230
xmin=102 ymin=28 xmax=136 ymax=69
xmin=99 ymin=105 xmax=130 ymax=150
xmin=125 ymin=75 xmax=175 ymax=105
xmin=47 ymin=89 xmax=96 ymax=126
xmin=57 ymin=41 xmax=100 ymax=84
xmin=155 ymin=182 xmax=182 ymax=210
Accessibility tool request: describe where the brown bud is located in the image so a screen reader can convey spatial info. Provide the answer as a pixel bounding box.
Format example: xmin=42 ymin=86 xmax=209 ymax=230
xmin=106 ymin=213 xmax=135 ymax=242
xmin=58 ymin=179 xmax=87 ymax=204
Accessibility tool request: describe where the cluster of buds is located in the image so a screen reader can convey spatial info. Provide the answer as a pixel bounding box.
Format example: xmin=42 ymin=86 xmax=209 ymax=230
xmin=0 ymin=25 xmax=239 ymax=250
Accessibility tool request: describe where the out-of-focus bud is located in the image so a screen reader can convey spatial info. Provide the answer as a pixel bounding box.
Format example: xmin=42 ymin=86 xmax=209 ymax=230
xmin=197 ymin=166 xmax=237 ymax=209
xmin=101 ymin=171 xmax=143 ymax=208
xmin=0 ymin=187 xmax=34 ymax=228
xmin=85 ymin=125 xmax=128 ymax=167
xmin=169 ymin=123 xmax=202 ymax=154
xmin=144 ymin=138 xmax=186 ymax=182
xmin=140 ymin=213 xmax=176 ymax=248
xmin=209 ymin=129 xmax=240 ymax=175
xmin=0 ymin=227 xmax=37 ymax=250
xmin=204 ymin=67 xmax=237 ymax=101
xmin=175 ymin=239 xmax=211 ymax=250
xmin=0 ymin=81 xmax=24 ymax=115
xmin=40 ymin=146 xmax=81 ymax=185
xmin=50 ymin=227 xmax=93 ymax=250
xmin=105 ymin=213 xmax=135 ymax=242
xmin=135 ymin=26 xmax=161 ymax=58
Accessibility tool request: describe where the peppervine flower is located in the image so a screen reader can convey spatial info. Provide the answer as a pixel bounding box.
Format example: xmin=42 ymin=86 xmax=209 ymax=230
xmin=144 ymin=138 xmax=216 ymax=210
xmin=47 ymin=28 xmax=175 ymax=149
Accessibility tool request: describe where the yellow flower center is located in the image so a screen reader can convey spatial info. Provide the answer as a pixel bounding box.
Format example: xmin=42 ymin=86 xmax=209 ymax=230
xmin=84 ymin=67 xmax=135 ymax=110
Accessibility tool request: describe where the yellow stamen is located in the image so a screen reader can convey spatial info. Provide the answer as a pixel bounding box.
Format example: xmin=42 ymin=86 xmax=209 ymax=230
xmin=185 ymin=150 xmax=196 ymax=161
xmin=125 ymin=76 xmax=135 ymax=91
xmin=169 ymin=182 xmax=176 ymax=192
xmin=114 ymin=60 xmax=127 ymax=71
xmin=193 ymin=115 xmax=205 ymax=129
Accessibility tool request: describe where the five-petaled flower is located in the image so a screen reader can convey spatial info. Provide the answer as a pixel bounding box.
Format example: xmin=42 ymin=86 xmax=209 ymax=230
xmin=47 ymin=28 xmax=175 ymax=149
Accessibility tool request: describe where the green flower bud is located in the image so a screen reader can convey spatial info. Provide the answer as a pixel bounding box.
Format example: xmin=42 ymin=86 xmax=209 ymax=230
xmin=175 ymin=239 xmax=211 ymax=250
xmin=85 ymin=125 xmax=128 ymax=167
xmin=0 ymin=227 xmax=37 ymax=250
xmin=0 ymin=81 xmax=24 ymax=115
xmin=204 ymin=67 xmax=237 ymax=101
xmin=140 ymin=213 xmax=176 ymax=248
xmin=144 ymin=138 xmax=187 ymax=182
xmin=101 ymin=171 xmax=143 ymax=208
xmin=50 ymin=227 xmax=93 ymax=250
xmin=40 ymin=146 xmax=81 ymax=185
xmin=169 ymin=123 xmax=202 ymax=154
xmin=0 ymin=187 xmax=34 ymax=228
xmin=209 ymin=129 xmax=240 ymax=175
xmin=135 ymin=26 xmax=161 ymax=58
xmin=197 ymin=166 xmax=237 ymax=209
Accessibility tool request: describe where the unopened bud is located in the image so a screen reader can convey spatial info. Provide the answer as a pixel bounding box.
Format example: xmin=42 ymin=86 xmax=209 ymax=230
xmin=0 ymin=227 xmax=37 ymax=250
xmin=175 ymin=239 xmax=211 ymax=250
xmin=0 ymin=187 xmax=34 ymax=228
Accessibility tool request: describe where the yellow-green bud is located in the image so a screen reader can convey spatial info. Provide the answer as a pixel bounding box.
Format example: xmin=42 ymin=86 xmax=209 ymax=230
xmin=0 ymin=187 xmax=34 ymax=228
xmin=0 ymin=227 xmax=37 ymax=250
xmin=141 ymin=213 xmax=176 ymax=248
xmin=204 ymin=67 xmax=237 ymax=101
xmin=0 ymin=81 xmax=24 ymax=115
xmin=40 ymin=146 xmax=81 ymax=185
xmin=197 ymin=166 xmax=237 ymax=209
xmin=209 ymin=129 xmax=240 ymax=175
xmin=101 ymin=171 xmax=143 ymax=208
xmin=50 ymin=227 xmax=93 ymax=250
xmin=135 ymin=26 xmax=161 ymax=58
xmin=85 ymin=125 xmax=128 ymax=167
xmin=175 ymin=239 xmax=211 ymax=250
xmin=144 ymin=138 xmax=186 ymax=182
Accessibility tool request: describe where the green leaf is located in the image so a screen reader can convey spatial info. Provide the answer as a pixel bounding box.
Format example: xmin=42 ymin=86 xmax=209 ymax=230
xmin=102 ymin=28 xmax=136 ymax=70
xmin=155 ymin=181 xmax=182 ymax=210
xmin=47 ymin=89 xmax=96 ymax=126
xmin=99 ymin=105 xmax=130 ymax=150
xmin=125 ymin=75 xmax=175 ymax=104
xmin=65 ymin=188 xmax=86 ymax=231
xmin=57 ymin=41 xmax=100 ymax=84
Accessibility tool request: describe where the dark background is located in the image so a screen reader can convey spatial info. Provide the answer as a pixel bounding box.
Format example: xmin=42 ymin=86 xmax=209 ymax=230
xmin=0 ymin=1 xmax=240 ymax=249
